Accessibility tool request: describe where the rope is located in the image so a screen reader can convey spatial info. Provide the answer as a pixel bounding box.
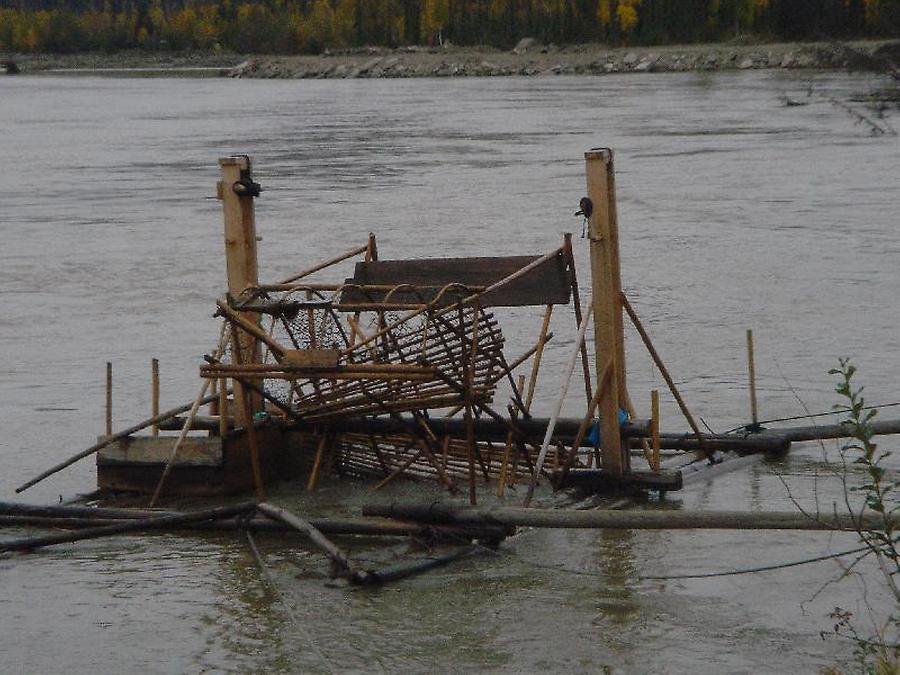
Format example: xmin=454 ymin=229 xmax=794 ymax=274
xmin=244 ymin=529 xmax=335 ymax=674
xmin=724 ymin=400 xmax=900 ymax=435
xmin=444 ymin=527 xmax=898 ymax=583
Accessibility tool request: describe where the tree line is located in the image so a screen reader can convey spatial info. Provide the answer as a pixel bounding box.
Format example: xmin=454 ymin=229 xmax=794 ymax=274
xmin=0 ymin=0 xmax=897 ymax=54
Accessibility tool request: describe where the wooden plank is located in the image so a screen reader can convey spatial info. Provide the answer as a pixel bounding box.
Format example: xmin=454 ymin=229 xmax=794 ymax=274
xmin=339 ymin=253 xmax=571 ymax=308
xmin=97 ymin=436 xmax=223 ymax=467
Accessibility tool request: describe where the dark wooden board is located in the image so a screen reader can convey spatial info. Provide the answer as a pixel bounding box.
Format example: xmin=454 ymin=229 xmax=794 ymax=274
xmin=339 ymin=253 xmax=571 ymax=308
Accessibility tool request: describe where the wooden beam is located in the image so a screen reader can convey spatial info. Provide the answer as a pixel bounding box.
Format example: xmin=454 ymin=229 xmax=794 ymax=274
xmin=747 ymin=329 xmax=759 ymax=427
xmin=218 ymin=155 xmax=262 ymax=421
xmin=584 ymin=148 xmax=628 ymax=478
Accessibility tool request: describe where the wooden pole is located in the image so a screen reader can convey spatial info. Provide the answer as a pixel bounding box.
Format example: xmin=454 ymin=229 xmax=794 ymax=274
xmin=0 ymin=503 xmax=256 ymax=553
xmin=563 ymin=232 xmax=593 ymax=405
xmin=651 ymin=390 xmax=660 ymax=472
xmin=0 ymin=512 xmax=510 ymax=540
xmin=149 ymin=324 xmax=229 ymax=507
xmin=256 ymin=502 xmax=363 ymax=582
xmin=584 ymin=148 xmax=628 ymax=479
xmin=307 ymin=433 xmax=328 ymax=492
xmin=363 ymin=502 xmax=900 ymax=532
xmin=554 ymin=369 xmax=610 ymax=487
xmin=523 ymin=302 xmax=593 ymax=507
xmin=151 ymin=358 xmax=160 ymax=438
xmin=218 ymin=155 xmax=262 ymax=423
xmin=524 ymin=305 xmax=553 ymax=413
xmin=747 ymin=329 xmax=759 ymax=428
xmin=497 ymin=375 xmax=525 ymax=497
xmin=241 ymin=393 xmax=267 ymax=503
xmin=15 ymin=388 xmax=233 ymax=494
xmin=218 ymin=378 xmax=228 ymax=437
xmin=105 ymin=362 xmax=112 ymax=437
xmin=621 ymin=294 xmax=706 ymax=450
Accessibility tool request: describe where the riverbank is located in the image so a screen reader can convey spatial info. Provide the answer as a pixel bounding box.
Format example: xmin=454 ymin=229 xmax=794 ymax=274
xmin=8 ymin=38 xmax=899 ymax=79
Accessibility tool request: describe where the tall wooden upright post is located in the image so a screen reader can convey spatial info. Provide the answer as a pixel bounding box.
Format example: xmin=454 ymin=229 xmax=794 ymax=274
xmin=584 ymin=148 xmax=629 ymax=479
xmin=218 ymin=156 xmax=262 ymax=427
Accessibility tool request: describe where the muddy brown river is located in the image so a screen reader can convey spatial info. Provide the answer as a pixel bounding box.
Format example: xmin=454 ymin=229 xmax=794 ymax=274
xmin=0 ymin=70 xmax=898 ymax=673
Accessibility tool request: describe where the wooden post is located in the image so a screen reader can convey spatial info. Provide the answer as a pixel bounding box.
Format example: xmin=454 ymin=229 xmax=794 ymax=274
xmin=105 ymin=362 xmax=112 ymax=437
xmin=650 ymin=389 xmax=660 ymax=472
xmin=524 ymin=304 xmax=552 ymax=412
xmin=747 ymin=329 xmax=759 ymax=428
xmin=307 ymin=433 xmax=328 ymax=492
xmin=217 ymin=156 xmax=262 ymax=426
xmin=151 ymin=358 xmax=160 ymax=438
xmin=584 ymin=148 xmax=628 ymax=479
xmin=218 ymin=378 xmax=228 ymax=437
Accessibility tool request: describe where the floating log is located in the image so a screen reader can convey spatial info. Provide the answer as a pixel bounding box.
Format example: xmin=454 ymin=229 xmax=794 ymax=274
xmin=363 ymin=502 xmax=898 ymax=531
xmin=0 ymin=501 xmax=180 ymax=520
xmin=0 ymin=512 xmax=511 ymax=540
xmin=645 ymin=433 xmax=790 ymax=454
xmin=257 ymin=502 xmax=361 ymax=581
xmin=0 ymin=503 xmax=256 ymax=553
xmin=762 ymin=418 xmax=900 ymax=443
xmin=361 ymin=545 xmax=479 ymax=585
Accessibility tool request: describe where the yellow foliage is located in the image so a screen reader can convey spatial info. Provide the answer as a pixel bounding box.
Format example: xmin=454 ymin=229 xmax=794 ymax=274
xmin=617 ymin=0 xmax=641 ymax=34
xmin=597 ymin=0 xmax=612 ymax=27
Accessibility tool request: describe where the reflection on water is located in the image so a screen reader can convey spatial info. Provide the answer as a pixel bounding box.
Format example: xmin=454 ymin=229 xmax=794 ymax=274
xmin=0 ymin=70 xmax=898 ymax=672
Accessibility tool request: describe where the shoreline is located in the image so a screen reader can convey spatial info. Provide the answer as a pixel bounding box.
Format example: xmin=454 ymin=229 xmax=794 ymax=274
xmin=8 ymin=38 xmax=899 ymax=79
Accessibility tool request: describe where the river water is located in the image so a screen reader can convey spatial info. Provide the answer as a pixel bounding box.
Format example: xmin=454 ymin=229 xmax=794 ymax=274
xmin=0 ymin=70 xmax=898 ymax=673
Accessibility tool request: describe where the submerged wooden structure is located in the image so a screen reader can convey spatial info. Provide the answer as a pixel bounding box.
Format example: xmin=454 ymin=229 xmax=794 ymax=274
xmin=8 ymin=148 xmax=900 ymax=592
xmin=18 ymin=149 xmax=797 ymax=506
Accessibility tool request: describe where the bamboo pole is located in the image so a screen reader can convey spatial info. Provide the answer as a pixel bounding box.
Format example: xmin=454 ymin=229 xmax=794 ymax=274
xmin=278 ymin=242 xmax=369 ymax=285
xmin=151 ymin=358 xmax=160 ymax=438
xmin=523 ymin=301 xmax=594 ymax=507
xmin=747 ymin=329 xmax=759 ymax=428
